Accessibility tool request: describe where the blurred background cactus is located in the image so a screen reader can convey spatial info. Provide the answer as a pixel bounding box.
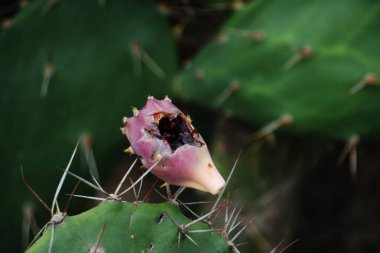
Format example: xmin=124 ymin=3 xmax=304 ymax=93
xmin=1 ymin=0 xmax=380 ymax=252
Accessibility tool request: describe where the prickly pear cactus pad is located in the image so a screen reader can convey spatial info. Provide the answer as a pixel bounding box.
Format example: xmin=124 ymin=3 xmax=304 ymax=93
xmin=27 ymin=201 xmax=229 ymax=253
xmin=177 ymin=0 xmax=380 ymax=140
xmin=0 ymin=0 xmax=176 ymax=251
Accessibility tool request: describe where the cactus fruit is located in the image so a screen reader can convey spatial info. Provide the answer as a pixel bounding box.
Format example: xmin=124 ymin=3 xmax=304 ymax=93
xmin=122 ymin=97 xmax=225 ymax=195
xmin=177 ymin=0 xmax=380 ymax=140
xmin=0 ymin=0 xmax=176 ymax=251
xmin=26 ymin=201 xmax=231 ymax=253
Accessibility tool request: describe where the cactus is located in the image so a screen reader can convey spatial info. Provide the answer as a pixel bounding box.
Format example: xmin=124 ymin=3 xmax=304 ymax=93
xmin=23 ymin=117 xmax=247 ymax=252
xmin=0 ymin=0 xmax=176 ymax=251
xmin=6 ymin=0 xmax=376 ymax=251
xmin=26 ymin=201 xmax=230 ymax=253
xmin=176 ymin=0 xmax=380 ymax=140
xmin=20 ymin=97 xmax=249 ymax=252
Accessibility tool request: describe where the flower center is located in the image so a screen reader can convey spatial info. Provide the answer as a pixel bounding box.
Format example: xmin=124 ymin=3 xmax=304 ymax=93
xmin=157 ymin=114 xmax=197 ymax=151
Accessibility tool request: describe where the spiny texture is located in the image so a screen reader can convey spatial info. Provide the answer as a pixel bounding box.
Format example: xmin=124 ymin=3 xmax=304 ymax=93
xmin=26 ymin=201 xmax=229 ymax=253
xmin=177 ymin=0 xmax=380 ymax=140
xmin=0 ymin=0 xmax=176 ymax=251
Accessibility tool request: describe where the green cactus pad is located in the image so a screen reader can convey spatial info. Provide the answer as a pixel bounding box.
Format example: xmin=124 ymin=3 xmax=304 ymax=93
xmin=177 ymin=0 xmax=380 ymax=140
xmin=0 ymin=0 xmax=176 ymax=250
xmin=27 ymin=201 xmax=229 ymax=253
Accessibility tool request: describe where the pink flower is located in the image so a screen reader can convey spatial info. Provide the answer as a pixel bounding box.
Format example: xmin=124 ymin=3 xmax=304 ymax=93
xmin=122 ymin=96 xmax=225 ymax=195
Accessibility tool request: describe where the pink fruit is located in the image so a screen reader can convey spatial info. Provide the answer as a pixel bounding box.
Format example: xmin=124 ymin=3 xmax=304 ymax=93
xmin=122 ymin=96 xmax=225 ymax=195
